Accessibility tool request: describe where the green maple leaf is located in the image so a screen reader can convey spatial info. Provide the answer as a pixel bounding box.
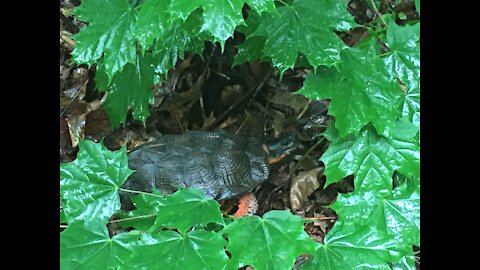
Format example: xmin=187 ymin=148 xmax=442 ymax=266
xmin=320 ymin=119 xmax=419 ymax=194
xmin=126 ymin=230 xmax=229 ymax=270
xmin=221 ymin=210 xmax=319 ymax=270
xmin=168 ymin=0 xmax=277 ymax=50
xmin=303 ymin=221 xmax=409 ymax=270
xmin=150 ymin=188 xmax=224 ymax=233
xmin=233 ymin=11 xmax=266 ymax=65
xmin=242 ymin=0 xmax=356 ymax=73
xmin=384 ymin=21 xmax=420 ymax=129
xmin=401 ymin=80 xmax=420 ymax=129
xmin=390 ymin=117 xmax=420 ymax=179
xmin=118 ymin=189 xmax=166 ymax=231
xmin=72 ymin=0 xmax=138 ymax=80
xmin=384 ymin=22 xmax=420 ymax=84
xmin=133 ymin=0 xmax=170 ymax=51
xmin=119 ymin=188 xmax=223 ymax=233
xmin=96 ymin=53 xmax=156 ymax=127
xmin=153 ymin=9 xmax=210 ymax=76
xmin=330 ymin=188 xmax=420 ymax=246
xmin=392 ymin=255 xmax=416 ymax=270
xmin=60 ymin=220 xmax=156 ymax=269
xmin=60 ymin=140 xmax=133 ymax=223
xmin=245 ymin=0 xmax=277 ymax=14
xmin=299 ymin=48 xmax=404 ymax=138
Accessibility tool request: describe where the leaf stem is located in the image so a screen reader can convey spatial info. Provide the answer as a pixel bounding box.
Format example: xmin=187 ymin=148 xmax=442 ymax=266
xmin=118 ymin=188 xmax=165 ymax=198
xmin=368 ymin=0 xmax=388 ymax=27
xmin=109 ymin=214 xmax=158 ymax=224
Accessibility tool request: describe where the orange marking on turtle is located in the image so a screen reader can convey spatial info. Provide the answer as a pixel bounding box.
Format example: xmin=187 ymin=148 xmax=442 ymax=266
xmin=234 ymin=192 xmax=258 ymax=217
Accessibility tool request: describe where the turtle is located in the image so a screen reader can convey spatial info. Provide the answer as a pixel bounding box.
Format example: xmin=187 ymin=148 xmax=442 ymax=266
xmin=120 ymin=130 xmax=297 ymax=211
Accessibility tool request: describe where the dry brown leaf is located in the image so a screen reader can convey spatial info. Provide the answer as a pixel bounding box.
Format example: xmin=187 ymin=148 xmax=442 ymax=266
xmin=66 ymin=100 xmax=102 ymax=147
xmin=84 ymin=108 xmax=111 ymax=141
xmin=313 ymin=213 xmax=330 ymax=233
xmin=159 ymin=83 xmax=202 ymax=118
xmin=290 ymin=167 xmax=324 ymax=210
xmin=60 ymin=117 xmax=75 ymax=162
xmin=268 ymin=91 xmax=309 ymax=115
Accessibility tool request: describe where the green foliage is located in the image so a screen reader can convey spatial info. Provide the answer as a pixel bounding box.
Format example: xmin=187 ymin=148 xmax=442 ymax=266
xmin=65 ymin=0 xmax=420 ymax=268
xmin=299 ymin=48 xmax=404 ymax=138
xmin=117 ymin=189 xmax=165 ymax=231
xmin=72 ymin=0 xmax=138 ymax=81
xmin=392 ymin=255 xmax=416 ymax=270
xmin=151 ymin=9 xmax=210 ymax=75
xmin=303 ymin=222 xmax=407 ymax=270
xmin=384 ymin=21 xmax=420 ymax=85
xmin=97 ymin=53 xmax=156 ymax=126
xmin=60 ymin=139 xmax=133 ymax=223
xmin=330 ymin=188 xmax=420 ymax=246
xmin=303 ymin=177 xmax=419 ymax=269
xmin=236 ymin=0 xmax=357 ymax=74
xmin=384 ymin=21 xmax=421 ymax=129
xmin=221 ymin=210 xmax=320 ymax=270
xmin=320 ymin=120 xmax=419 ymax=195
xmin=126 ymin=230 xmax=229 ymax=270
xmin=60 ymin=220 xmax=157 ymax=269
xmin=150 ymin=188 xmax=224 ymax=233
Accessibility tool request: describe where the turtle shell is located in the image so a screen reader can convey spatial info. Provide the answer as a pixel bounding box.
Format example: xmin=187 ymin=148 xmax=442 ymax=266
xmin=122 ymin=130 xmax=270 ymax=200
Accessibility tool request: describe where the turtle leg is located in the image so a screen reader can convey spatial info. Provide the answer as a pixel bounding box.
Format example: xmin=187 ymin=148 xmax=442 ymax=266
xmin=233 ymin=192 xmax=259 ymax=217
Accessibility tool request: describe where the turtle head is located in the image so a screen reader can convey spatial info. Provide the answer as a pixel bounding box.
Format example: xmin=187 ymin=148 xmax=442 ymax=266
xmin=263 ymin=132 xmax=298 ymax=164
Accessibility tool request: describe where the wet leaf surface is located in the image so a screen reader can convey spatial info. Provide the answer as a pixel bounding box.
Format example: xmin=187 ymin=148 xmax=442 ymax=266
xmin=61 ymin=220 xmax=158 ymax=269
xmin=60 ymin=140 xmax=133 ymax=223
xmin=221 ymin=210 xmax=320 ymax=270
xmin=60 ymin=1 xmax=420 ymax=267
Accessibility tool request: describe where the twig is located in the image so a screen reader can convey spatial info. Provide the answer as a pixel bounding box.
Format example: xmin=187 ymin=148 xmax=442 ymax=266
xmin=303 ymin=216 xmax=337 ymax=221
xmin=291 ymin=137 xmax=326 ymax=173
xmin=235 ymin=111 xmax=250 ymax=134
xmin=175 ymin=112 xmax=185 ymax=133
xmin=369 ymin=0 xmax=388 ymax=26
xmin=200 ymin=47 xmax=216 ymax=120
xmin=204 ymin=70 xmax=272 ymax=131
xmin=297 ymin=99 xmax=312 ymax=120
xmin=60 ymin=79 xmax=89 ymax=117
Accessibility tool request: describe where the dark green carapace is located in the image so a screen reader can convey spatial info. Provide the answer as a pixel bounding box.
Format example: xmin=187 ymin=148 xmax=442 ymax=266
xmin=121 ymin=130 xmax=297 ymax=207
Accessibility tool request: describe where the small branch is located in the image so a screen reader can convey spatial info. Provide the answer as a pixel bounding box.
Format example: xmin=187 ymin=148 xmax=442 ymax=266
xmin=60 ymin=79 xmax=89 ymax=117
xmin=369 ymin=0 xmax=388 ymax=26
xmin=292 ymin=137 xmax=326 ymax=173
xmin=60 ymin=224 xmax=68 ymax=228
xmin=203 ymin=70 xmax=272 ymax=131
xmin=297 ymin=99 xmax=312 ymax=120
xmin=200 ymin=47 xmax=216 ymax=120
xmin=303 ymin=216 xmax=337 ymax=221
